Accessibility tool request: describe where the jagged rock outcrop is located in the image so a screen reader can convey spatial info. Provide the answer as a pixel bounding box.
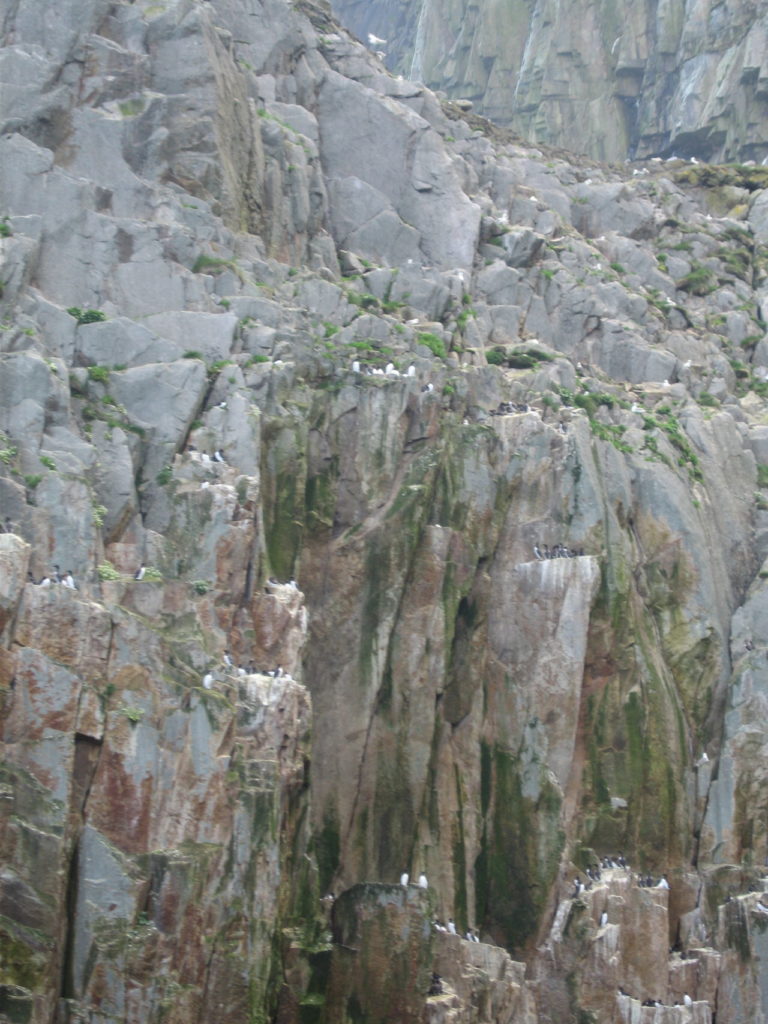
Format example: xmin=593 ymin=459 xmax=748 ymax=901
xmin=4 ymin=0 xmax=768 ymax=1021
xmin=331 ymin=0 xmax=768 ymax=163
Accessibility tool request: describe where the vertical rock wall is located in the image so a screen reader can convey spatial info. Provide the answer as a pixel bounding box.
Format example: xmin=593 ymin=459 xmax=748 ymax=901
xmin=331 ymin=0 xmax=768 ymax=163
xmin=3 ymin=0 xmax=768 ymax=1021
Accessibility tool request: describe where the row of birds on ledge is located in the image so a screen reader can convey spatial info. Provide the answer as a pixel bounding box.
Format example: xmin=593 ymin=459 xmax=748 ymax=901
xmin=26 ymin=563 xmax=150 ymax=587
xmin=202 ymin=651 xmax=295 ymax=689
xmin=27 ymin=566 xmax=76 ymax=588
xmin=534 ymin=543 xmax=586 ymax=559
xmin=570 ymin=855 xmax=670 ymax=899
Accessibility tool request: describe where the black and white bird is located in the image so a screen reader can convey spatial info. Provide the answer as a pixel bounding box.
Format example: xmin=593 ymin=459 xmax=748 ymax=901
xmin=213 ymin=449 xmax=225 ymax=463
xmin=400 ymin=871 xmax=409 ymax=887
xmin=134 ymin=564 xmax=145 ymax=581
xmin=202 ymin=672 xmax=214 ymax=689
xmin=63 ymin=570 xmax=76 ymax=590
xmin=447 ymin=919 xmax=457 ymax=935
xmin=223 ymin=650 xmax=233 ymax=668
xmin=418 ymin=873 xmax=428 ymax=889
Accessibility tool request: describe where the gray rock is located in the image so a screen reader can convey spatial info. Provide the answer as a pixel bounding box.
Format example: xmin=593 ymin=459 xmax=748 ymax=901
xmin=327 ymin=176 xmax=422 ymax=265
xmin=91 ymin=423 xmax=140 ymax=542
xmin=499 ymin=229 xmax=546 ymax=268
xmin=0 ymin=352 xmax=66 ymax=447
xmin=388 ymin=267 xmax=452 ymax=320
xmin=0 ymin=534 xmax=30 ymax=643
xmin=143 ymin=312 xmax=238 ymax=363
xmin=267 ymin=101 xmax=320 ymax=145
xmin=75 ymin=317 xmax=183 ymax=368
xmin=318 ymin=69 xmax=480 ymax=268
xmin=749 ymin=190 xmax=768 ymax=244
xmin=109 ymin=359 xmax=207 ymax=526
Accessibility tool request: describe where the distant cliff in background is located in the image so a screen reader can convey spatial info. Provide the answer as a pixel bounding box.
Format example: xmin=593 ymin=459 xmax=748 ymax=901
xmin=332 ymin=0 xmax=768 ymax=163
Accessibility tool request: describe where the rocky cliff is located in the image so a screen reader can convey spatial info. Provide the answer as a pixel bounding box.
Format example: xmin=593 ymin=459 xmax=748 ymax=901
xmin=331 ymin=0 xmax=768 ymax=163
xmin=4 ymin=0 xmax=768 ymax=1022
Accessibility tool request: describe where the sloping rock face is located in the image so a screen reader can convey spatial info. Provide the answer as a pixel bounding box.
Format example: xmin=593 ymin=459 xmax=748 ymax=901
xmin=4 ymin=0 xmax=768 ymax=1022
xmin=331 ymin=0 xmax=768 ymax=163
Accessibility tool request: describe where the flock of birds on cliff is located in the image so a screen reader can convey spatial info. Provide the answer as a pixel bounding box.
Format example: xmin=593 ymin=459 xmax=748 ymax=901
xmin=534 ymin=542 xmax=586 ymax=559
xmin=24 ymin=561 xmax=151 ymax=588
xmin=201 ymin=578 xmax=301 ymax=688
xmin=570 ymin=854 xmax=670 ymax=898
xmin=8 ymin=520 xmax=302 ymax=689
xmin=361 ymin=849 xmax=768 ymax=1010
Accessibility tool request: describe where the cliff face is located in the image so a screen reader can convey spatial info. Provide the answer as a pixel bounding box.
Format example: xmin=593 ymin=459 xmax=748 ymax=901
xmin=4 ymin=0 xmax=768 ymax=1022
xmin=331 ymin=0 xmax=768 ymax=163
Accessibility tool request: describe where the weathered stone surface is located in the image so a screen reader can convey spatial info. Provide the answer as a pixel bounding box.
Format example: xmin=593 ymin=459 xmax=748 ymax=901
xmin=333 ymin=0 xmax=768 ymax=163
xmin=325 ymin=884 xmax=433 ymax=1023
xmin=430 ymin=932 xmax=527 ymax=1024
xmin=5 ymin=0 xmax=768 ymax=1021
xmin=74 ymin=318 xmax=183 ymax=368
xmin=0 ymin=535 xmax=30 ymax=643
xmin=143 ymin=311 xmax=238 ymax=363
xmin=317 ymin=70 xmax=480 ymax=268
